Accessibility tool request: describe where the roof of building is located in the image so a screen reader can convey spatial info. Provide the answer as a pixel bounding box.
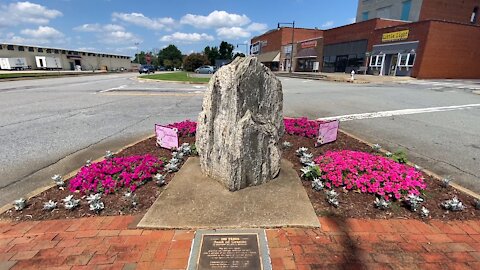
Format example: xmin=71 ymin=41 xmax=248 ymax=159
xmin=0 ymin=42 xmax=131 ymax=57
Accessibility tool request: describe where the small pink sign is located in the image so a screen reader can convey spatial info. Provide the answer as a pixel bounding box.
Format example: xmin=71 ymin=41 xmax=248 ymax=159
xmin=316 ymin=120 xmax=339 ymax=146
xmin=155 ymin=124 xmax=179 ymax=150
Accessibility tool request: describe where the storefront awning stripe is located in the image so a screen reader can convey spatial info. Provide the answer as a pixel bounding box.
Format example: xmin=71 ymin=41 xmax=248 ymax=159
xmin=255 ymin=51 xmax=280 ymax=62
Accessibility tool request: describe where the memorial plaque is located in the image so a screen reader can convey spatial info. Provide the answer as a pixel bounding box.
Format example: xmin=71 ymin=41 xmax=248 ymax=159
xmin=188 ymin=230 xmax=271 ymax=270
xmin=316 ymin=120 xmax=339 ymax=146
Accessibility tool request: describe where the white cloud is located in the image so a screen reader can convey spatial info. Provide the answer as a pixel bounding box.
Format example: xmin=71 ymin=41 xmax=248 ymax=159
xmin=160 ymin=32 xmax=214 ymax=43
xmin=112 ymin=12 xmax=175 ymax=30
xmin=216 ymin=27 xmax=250 ymax=39
xmin=348 ymin=17 xmax=356 ymax=24
xmin=21 ymin=26 xmax=64 ymax=39
xmin=321 ymin=21 xmax=334 ymax=28
xmin=180 ymin=10 xmax=250 ymax=29
xmin=3 ymin=26 xmax=66 ymax=46
xmin=100 ymin=30 xmax=141 ymax=45
xmin=74 ymin=23 xmax=125 ymax=32
xmin=246 ymin=23 xmax=268 ymax=33
xmin=0 ymin=1 xmax=62 ymax=27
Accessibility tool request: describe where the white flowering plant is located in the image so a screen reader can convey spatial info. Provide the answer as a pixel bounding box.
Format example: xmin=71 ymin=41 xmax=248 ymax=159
xmin=52 ymin=174 xmax=65 ymax=187
xmin=374 ymin=197 xmax=391 ymax=210
xmin=441 ymin=196 xmax=465 ymax=211
xmin=325 ymin=189 xmax=339 ymax=207
xmin=62 ymin=195 xmax=80 ymax=210
xmin=13 ymin=198 xmax=27 ymax=211
xmin=43 ymin=200 xmax=57 ymax=211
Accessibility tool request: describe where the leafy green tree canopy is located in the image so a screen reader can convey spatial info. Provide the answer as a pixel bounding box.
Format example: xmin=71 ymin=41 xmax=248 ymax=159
xmin=183 ymin=53 xmax=209 ymax=71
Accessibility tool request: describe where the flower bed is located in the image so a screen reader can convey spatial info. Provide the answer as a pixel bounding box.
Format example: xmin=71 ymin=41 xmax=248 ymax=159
xmin=69 ymin=155 xmax=163 ymax=194
xmin=1 ymin=118 xmax=478 ymax=221
xmin=314 ymin=150 xmax=426 ymax=200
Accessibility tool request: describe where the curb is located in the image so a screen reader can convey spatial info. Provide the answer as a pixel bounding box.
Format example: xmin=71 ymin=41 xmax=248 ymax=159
xmin=0 ymin=134 xmax=156 ymax=215
xmin=136 ymin=77 xmax=209 ymax=85
xmin=339 ymin=129 xmax=480 ymax=200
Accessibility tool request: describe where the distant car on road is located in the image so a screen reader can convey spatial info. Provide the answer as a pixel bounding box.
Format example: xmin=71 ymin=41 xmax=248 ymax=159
xmin=156 ymin=66 xmax=166 ymax=71
xmin=195 ymin=65 xmax=214 ymax=74
xmin=138 ymin=65 xmax=155 ymax=74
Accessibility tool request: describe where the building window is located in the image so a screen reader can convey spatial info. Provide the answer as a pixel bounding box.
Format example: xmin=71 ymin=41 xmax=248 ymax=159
xmin=28 ymin=47 xmax=34 ymax=52
xmin=370 ymin=54 xmax=384 ymax=67
xmin=38 ymin=48 xmax=43 ymax=52
xmin=362 ymin=11 xmax=369 ymax=21
xmin=7 ymin=45 xmax=14 ymax=50
xmin=62 ymin=50 xmax=66 ymax=54
xmin=401 ymin=0 xmax=412 ymax=21
xmin=54 ymin=50 xmax=59 ymax=54
xmin=398 ymin=53 xmax=415 ymax=67
xmin=18 ymin=46 xmax=24 ymax=51
xmin=472 ymin=7 xmax=479 ymax=24
xmin=46 ymin=49 xmax=52 ymax=53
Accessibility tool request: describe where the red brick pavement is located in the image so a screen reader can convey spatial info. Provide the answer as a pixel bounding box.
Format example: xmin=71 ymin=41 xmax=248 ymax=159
xmin=0 ymin=216 xmax=479 ymax=269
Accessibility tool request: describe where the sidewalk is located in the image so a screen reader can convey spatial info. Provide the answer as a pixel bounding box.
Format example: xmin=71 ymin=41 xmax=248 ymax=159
xmin=1 ymin=216 xmax=479 ymax=269
xmin=276 ymin=71 xmax=415 ymax=84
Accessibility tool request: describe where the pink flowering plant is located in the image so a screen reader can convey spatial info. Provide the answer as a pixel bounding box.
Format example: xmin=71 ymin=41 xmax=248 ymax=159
xmin=167 ymin=120 xmax=197 ymax=137
xmin=164 ymin=117 xmax=322 ymax=138
xmin=69 ymin=155 xmax=163 ymax=194
xmin=314 ymin=150 xmax=427 ymax=201
xmin=284 ymin=117 xmax=320 ymax=138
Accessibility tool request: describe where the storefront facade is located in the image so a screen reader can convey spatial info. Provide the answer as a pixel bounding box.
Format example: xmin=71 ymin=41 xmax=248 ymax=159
xmin=294 ymin=38 xmax=323 ymax=72
xmin=250 ymin=27 xmax=323 ymax=70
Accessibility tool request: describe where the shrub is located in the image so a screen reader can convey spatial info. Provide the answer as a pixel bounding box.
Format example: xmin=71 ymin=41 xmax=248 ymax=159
xmin=314 ymin=150 xmax=426 ymax=201
xmin=69 ymin=155 xmax=163 ymax=194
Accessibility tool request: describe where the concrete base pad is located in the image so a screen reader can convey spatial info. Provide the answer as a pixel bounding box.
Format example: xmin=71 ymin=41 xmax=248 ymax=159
xmin=137 ymin=157 xmax=320 ymax=229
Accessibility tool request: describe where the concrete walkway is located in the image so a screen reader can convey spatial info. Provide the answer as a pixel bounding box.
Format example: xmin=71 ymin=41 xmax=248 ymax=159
xmin=1 ymin=216 xmax=479 ymax=269
xmin=276 ymin=71 xmax=415 ymax=84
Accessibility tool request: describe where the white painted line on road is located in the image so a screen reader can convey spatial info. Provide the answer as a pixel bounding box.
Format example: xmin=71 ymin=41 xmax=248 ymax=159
xmin=318 ymin=103 xmax=480 ymax=122
xmin=98 ymin=84 xmax=127 ymax=93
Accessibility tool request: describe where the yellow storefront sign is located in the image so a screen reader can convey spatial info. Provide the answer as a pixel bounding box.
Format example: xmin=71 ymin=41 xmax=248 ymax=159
xmin=382 ymin=30 xmax=409 ymax=42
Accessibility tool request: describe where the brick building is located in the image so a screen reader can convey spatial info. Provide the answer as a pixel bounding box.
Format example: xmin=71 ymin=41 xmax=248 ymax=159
xmin=250 ymin=27 xmax=323 ymax=71
xmin=253 ymin=0 xmax=480 ymax=78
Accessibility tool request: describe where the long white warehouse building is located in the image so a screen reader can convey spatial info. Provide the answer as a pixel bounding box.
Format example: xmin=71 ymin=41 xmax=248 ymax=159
xmin=0 ymin=43 xmax=132 ymax=71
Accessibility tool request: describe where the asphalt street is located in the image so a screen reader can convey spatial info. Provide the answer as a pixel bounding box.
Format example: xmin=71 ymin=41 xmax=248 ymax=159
xmin=0 ymin=73 xmax=204 ymax=207
xmin=0 ymin=73 xmax=479 ymax=208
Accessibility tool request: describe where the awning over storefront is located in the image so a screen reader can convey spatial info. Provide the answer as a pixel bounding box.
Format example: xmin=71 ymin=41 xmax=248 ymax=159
xmin=295 ymin=47 xmax=317 ymax=58
xmin=255 ymin=51 xmax=280 ymax=62
xmin=372 ymin=41 xmax=419 ymax=54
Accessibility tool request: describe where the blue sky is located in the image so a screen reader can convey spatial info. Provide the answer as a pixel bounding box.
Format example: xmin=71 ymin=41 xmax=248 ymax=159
xmin=0 ymin=0 xmax=358 ymax=56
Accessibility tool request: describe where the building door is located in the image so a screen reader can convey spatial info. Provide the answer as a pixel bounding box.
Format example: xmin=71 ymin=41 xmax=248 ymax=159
xmin=388 ymin=54 xmax=398 ymax=76
xmin=38 ymin=59 xmax=44 ymax=68
xmin=69 ymin=62 xmax=75 ymax=70
xmin=335 ymin=55 xmax=348 ymax=72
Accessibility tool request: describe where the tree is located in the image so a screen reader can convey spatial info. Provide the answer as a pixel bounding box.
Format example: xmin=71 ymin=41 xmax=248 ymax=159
xmin=219 ymin=41 xmax=234 ymax=60
xmin=204 ymin=46 xmax=220 ymax=66
xmin=158 ymin=45 xmax=183 ymax=68
xmin=183 ymin=53 xmax=209 ymax=71
xmin=133 ymin=51 xmax=147 ymax=64
xmin=233 ymin=52 xmax=246 ymax=59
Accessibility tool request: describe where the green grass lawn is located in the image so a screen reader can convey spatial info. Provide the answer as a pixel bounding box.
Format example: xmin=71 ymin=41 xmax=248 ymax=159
xmin=139 ymin=72 xmax=210 ymax=83
xmin=0 ymin=73 xmax=65 ymax=79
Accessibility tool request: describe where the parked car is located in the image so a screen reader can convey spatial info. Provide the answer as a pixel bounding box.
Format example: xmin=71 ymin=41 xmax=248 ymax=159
xmin=138 ymin=65 xmax=155 ymax=74
xmin=156 ymin=66 xmax=165 ymax=71
xmin=195 ymin=65 xmax=214 ymax=74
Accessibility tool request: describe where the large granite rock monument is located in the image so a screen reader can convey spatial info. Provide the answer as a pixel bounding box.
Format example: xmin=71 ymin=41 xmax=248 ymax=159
xmin=196 ymin=56 xmax=284 ymax=191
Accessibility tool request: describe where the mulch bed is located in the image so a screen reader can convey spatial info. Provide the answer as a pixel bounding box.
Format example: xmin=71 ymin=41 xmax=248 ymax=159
xmin=1 ymin=132 xmax=478 ymax=222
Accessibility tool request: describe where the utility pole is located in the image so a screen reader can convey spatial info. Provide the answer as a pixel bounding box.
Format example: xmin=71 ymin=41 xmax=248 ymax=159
xmin=277 ymin=21 xmax=295 ymax=73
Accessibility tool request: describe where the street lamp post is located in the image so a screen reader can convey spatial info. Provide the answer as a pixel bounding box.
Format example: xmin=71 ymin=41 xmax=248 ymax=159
xmin=277 ymin=21 xmax=295 ymax=73
xmin=134 ymin=42 xmax=140 ymax=63
xmin=236 ymin=44 xmax=248 ymax=56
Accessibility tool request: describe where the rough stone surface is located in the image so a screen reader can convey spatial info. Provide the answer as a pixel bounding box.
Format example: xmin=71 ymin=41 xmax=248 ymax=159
xmin=196 ymin=56 xmax=284 ymax=191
